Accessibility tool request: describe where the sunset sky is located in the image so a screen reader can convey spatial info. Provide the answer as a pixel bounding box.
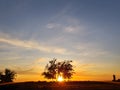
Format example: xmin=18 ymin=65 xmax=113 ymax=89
xmin=0 ymin=0 xmax=120 ymax=82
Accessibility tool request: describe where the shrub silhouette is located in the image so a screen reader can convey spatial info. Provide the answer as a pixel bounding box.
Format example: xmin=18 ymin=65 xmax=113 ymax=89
xmin=42 ymin=58 xmax=74 ymax=81
xmin=0 ymin=69 xmax=16 ymax=83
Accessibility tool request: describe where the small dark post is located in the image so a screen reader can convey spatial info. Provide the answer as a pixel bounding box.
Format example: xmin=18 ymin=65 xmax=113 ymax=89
xmin=112 ymin=74 xmax=116 ymax=81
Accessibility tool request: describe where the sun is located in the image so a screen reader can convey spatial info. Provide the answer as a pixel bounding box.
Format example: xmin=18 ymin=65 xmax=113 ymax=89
xmin=57 ymin=75 xmax=64 ymax=82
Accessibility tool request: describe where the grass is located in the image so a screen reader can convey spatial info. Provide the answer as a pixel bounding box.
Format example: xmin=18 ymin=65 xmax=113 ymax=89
xmin=0 ymin=81 xmax=120 ymax=90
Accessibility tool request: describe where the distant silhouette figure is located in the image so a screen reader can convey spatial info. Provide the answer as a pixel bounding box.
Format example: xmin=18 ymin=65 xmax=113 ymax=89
xmin=112 ymin=74 xmax=116 ymax=81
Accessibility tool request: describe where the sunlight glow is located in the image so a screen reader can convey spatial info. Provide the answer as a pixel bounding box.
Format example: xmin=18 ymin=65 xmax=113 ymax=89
xmin=57 ymin=76 xmax=63 ymax=82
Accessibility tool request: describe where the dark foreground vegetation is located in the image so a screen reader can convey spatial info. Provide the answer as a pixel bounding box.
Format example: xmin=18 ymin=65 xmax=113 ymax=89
xmin=0 ymin=81 xmax=120 ymax=90
xmin=0 ymin=69 xmax=16 ymax=83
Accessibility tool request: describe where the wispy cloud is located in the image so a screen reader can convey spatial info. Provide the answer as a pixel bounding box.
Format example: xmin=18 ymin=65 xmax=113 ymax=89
xmin=46 ymin=23 xmax=60 ymax=29
xmin=0 ymin=31 xmax=109 ymax=59
xmin=0 ymin=36 xmax=69 ymax=55
xmin=46 ymin=22 xmax=84 ymax=35
xmin=46 ymin=16 xmax=86 ymax=34
xmin=8 ymin=57 xmax=53 ymax=76
xmin=64 ymin=26 xmax=79 ymax=33
xmin=74 ymin=42 xmax=109 ymax=57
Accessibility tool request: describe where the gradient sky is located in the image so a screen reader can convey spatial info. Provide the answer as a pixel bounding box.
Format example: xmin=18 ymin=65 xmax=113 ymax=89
xmin=0 ymin=0 xmax=120 ymax=82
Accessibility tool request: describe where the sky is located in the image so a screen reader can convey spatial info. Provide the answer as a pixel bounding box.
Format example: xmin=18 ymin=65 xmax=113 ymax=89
xmin=0 ymin=0 xmax=120 ymax=82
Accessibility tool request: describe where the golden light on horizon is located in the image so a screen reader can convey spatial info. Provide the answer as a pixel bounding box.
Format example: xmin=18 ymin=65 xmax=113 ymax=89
xmin=57 ymin=75 xmax=64 ymax=82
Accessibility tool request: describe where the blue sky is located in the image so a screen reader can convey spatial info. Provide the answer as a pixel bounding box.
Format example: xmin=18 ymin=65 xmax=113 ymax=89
xmin=0 ymin=0 xmax=120 ymax=81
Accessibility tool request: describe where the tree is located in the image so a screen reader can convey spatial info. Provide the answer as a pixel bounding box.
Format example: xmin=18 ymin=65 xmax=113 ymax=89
xmin=42 ymin=58 xmax=74 ymax=81
xmin=0 ymin=69 xmax=16 ymax=83
xmin=60 ymin=60 xmax=73 ymax=79
xmin=42 ymin=58 xmax=57 ymax=80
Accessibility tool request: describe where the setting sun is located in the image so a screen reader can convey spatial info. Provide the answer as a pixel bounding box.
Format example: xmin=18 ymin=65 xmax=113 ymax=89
xmin=57 ymin=76 xmax=64 ymax=82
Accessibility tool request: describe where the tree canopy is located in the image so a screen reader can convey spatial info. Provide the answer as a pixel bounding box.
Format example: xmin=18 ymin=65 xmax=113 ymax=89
xmin=0 ymin=69 xmax=16 ymax=83
xmin=42 ymin=58 xmax=74 ymax=81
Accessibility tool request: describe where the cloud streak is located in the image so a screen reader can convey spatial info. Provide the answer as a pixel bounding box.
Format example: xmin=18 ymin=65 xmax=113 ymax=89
xmin=0 ymin=37 xmax=69 ymax=55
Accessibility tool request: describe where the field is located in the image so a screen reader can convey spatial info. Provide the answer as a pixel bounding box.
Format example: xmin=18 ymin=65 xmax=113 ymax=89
xmin=0 ymin=81 xmax=120 ymax=90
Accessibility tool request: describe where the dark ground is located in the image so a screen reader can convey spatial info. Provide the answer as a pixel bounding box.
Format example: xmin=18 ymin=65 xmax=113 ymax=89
xmin=0 ymin=81 xmax=120 ymax=90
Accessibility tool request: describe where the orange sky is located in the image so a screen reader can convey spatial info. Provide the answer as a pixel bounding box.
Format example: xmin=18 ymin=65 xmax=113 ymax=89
xmin=0 ymin=0 xmax=120 ymax=82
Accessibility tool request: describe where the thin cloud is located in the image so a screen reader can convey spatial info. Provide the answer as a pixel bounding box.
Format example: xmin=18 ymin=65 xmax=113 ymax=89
xmin=10 ymin=58 xmax=46 ymax=75
xmin=74 ymin=43 xmax=110 ymax=57
xmin=46 ymin=16 xmax=86 ymax=35
xmin=1 ymin=36 xmax=107 ymax=58
xmin=0 ymin=37 xmax=69 ymax=55
xmin=46 ymin=23 xmax=60 ymax=29
xmin=64 ymin=26 xmax=79 ymax=33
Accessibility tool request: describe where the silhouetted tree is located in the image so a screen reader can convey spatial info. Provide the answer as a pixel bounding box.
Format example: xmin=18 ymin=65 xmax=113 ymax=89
xmin=60 ymin=60 xmax=73 ymax=79
xmin=0 ymin=69 xmax=16 ymax=83
xmin=42 ymin=58 xmax=74 ymax=81
xmin=42 ymin=58 xmax=57 ymax=80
